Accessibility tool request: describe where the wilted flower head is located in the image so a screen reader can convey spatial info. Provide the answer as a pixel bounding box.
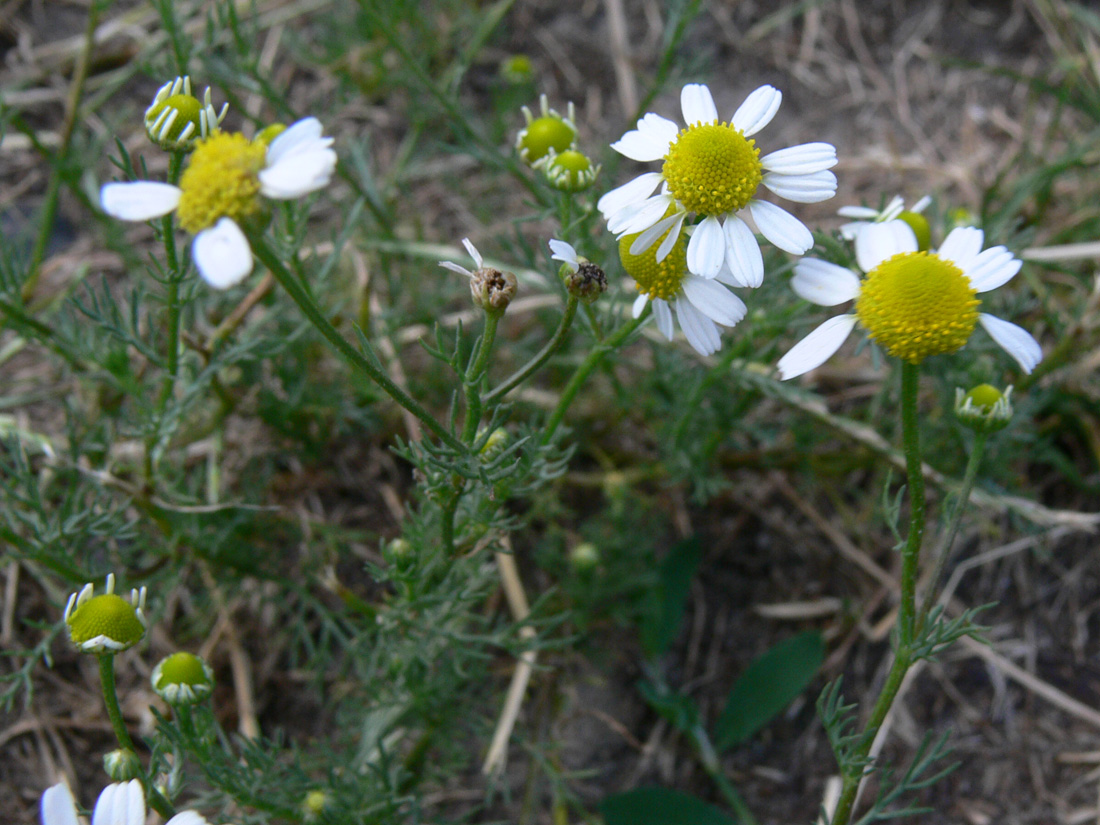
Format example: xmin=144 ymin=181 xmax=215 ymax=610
xmin=64 ymin=573 xmax=147 ymax=654
xmin=439 ymin=238 xmax=517 ymax=314
xmin=549 ymin=239 xmax=607 ymax=304
xmin=144 ymin=76 xmax=228 ymax=151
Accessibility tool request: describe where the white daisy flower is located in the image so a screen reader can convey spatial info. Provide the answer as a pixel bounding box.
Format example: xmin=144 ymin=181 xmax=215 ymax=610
xmin=777 ymin=221 xmax=1043 ymax=379
xmin=618 ymin=216 xmax=748 ymax=356
xmin=41 ymin=780 xmax=208 ymax=825
xmin=837 ymin=194 xmax=931 ymax=240
xmin=597 ymin=83 xmax=837 ymax=284
xmin=100 ymin=118 xmax=337 ymax=289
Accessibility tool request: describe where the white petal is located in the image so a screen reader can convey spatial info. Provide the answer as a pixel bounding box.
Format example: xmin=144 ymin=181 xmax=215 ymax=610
xmin=978 ymin=313 xmax=1043 ymax=373
xmin=763 ymin=170 xmax=837 ymax=203
xmin=166 ymin=813 xmax=209 ymax=825
xmin=681 ymin=275 xmax=747 ymax=326
xmin=836 ymin=205 xmax=880 ymax=219
xmin=654 ymin=212 xmax=686 ymax=263
xmin=962 ymin=246 xmax=1021 ymax=293
xmin=791 ymin=258 xmax=862 ymax=306
xmin=910 ymin=195 xmax=932 ymax=214
xmin=855 ymin=220 xmax=917 ymax=272
xmin=937 ymin=226 xmax=984 ymax=270
xmin=632 ymin=293 xmax=649 ymax=319
xmin=838 ymin=221 xmax=866 ymax=241
xmin=686 ymin=215 xmax=726 ymax=278
xmin=548 ymin=239 xmax=578 ymax=266
xmin=675 ymin=297 xmax=721 ymax=355
xmin=92 ymin=780 xmax=144 ymax=825
xmin=192 ymin=219 xmax=253 ymax=289
xmin=41 ymin=784 xmax=79 ymax=825
xmin=653 ymin=298 xmax=675 ymax=339
xmin=749 ymin=200 xmax=814 ymax=255
xmin=439 ymin=261 xmax=472 ymax=277
xmin=731 ymin=85 xmax=782 ymax=137
xmin=681 ymin=83 xmax=718 ymax=125
xmin=630 ymin=213 xmax=681 ymax=256
xmin=722 ymin=216 xmax=764 ymax=287
xmin=597 ymin=172 xmax=664 ymax=219
xmin=460 ymin=238 xmax=483 ymax=269
xmin=760 ymin=142 xmax=837 ymax=175
xmin=259 ymin=148 xmax=337 ymax=199
xmin=777 ymin=315 xmax=858 ymax=379
xmin=611 ymin=114 xmax=679 ymax=161
xmin=100 ymin=181 xmax=181 ymax=221
xmin=266 ymin=117 xmax=326 ymax=166
xmin=608 ymin=194 xmax=672 ymax=235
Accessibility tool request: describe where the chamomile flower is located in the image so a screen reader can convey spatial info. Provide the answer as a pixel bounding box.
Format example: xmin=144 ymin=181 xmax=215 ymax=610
xmin=64 ymin=573 xmax=147 ymax=654
xmin=143 ymin=76 xmax=227 ymax=151
xmin=100 ymin=118 xmax=336 ymax=289
xmin=598 ymin=83 xmax=837 ymax=284
xmin=619 ymin=217 xmax=748 ymax=356
xmin=837 ymin=194 xmax=931 ymax=241
xmin=516 ymin=95 xmax=577 ymax=167
xmin=777 ymin=221 xmax=1043 ymax=379
xmin=41 ymin=780 xmax=208 ymax=825
xmin=439 ymin=238 xmax=518 ymax=312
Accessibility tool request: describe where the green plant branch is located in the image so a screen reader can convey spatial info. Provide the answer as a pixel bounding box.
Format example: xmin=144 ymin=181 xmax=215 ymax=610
xmin=486 ymin=293 xmax=579 ymax=403
xmin=689 ymin=725 xmax=758 ymax=825
xmin=461 ymin=312 xmax=500 ymax=443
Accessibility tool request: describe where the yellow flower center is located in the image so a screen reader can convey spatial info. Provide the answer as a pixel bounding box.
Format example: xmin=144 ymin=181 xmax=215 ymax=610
xmin=67 ymin=594 xmax=145 ymax=649
xmin=855 ymin=251 xmax=980 ymax=364
xmin=518 ymin=116 xmax=576 ymax=164
xmin=619 ymin=217 xmax=688 ymax=302
xmin=176 ymin=132 xmax=267 ymax=234
xmin=662 ymin=121 xmax=762 ymax=216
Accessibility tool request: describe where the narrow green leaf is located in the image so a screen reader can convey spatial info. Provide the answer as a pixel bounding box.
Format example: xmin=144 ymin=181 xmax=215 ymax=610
xmin=600 ymin=787 xmax=737 ymax=825
xmin=640 ymin=536 xmax=702 ymax=659
xmin=714 ymin=630 xmax=824 ymax=751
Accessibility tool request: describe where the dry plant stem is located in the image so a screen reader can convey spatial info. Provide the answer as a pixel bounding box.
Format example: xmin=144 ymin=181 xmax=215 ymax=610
xmin=830 ymin=362 xmax=925 ymax=825
xmin=25 ymin=0 xmax=99 ymax=298
xmin=251 ymin=236 xmax=465 ymax=453
xmin=487 ymin=293 xmax=579 ymax=402
xmin=98 ymin=654 xmax=175 ymax=819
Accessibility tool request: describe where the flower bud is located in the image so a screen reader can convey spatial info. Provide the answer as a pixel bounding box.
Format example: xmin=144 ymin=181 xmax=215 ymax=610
xmin=254 ymin=123 xmax=287 ymax=146
xmin=64 ymin=574 xmax=147 ymax=654
xmin=500 ymin=55 xmax=534 ymax=86
xmin=478 ymin=427 xmax=509 ymax=459
xmin=569 ymin=542 xmax=600 ymax=571
xmin=898 ymin=210 xmax=931 ymax=251
xmin=955 ymin=384 xmax=1013 ymax=432
xmin=144 ymin=76 xmax=228 ymax=151
xmin=516 ymin=95 xmax=577 ymax=167
xmin=302 ymin=790 xmax=330 ymax=821
xmin=543 ymin=149 xmax=600 ymax=193
xmin=151 ymin=651 xmax=215 ymax=705
xmin=103 ymin=748 xmax=142 ymax=781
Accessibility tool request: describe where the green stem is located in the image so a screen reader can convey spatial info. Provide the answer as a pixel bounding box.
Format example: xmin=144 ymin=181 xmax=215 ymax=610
xmin=440 ymin=486 xmax=461 ymax=555
xmin=251 ymin=237 xmax=465 ymax=453
xmin=461 ymin=312 xmax=500 ymax=443
xmin=690 ymin=725 xmax=758 ymax=825
xmin=486 ymin=294 xmax=579 ymax=403
xmin=542 ymin=310 xmax=647 ymax=444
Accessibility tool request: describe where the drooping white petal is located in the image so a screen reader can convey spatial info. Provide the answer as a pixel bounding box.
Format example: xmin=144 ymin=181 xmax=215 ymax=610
xmin=548 ymin=239 xmax=579 ymax=267
xmin=265 ymin=117 xmax=327 ymax=166
xmin=731 ymin=85 xmax=782 ymax=137
xmin=910 ymin=195 xmax=932 ymax=214
xmin=777 ymin=315 xmax=858 ymax=379
xmin=92 ymin=780 xmax=144 ymax=825
xmin=978 ymin=313 xmax=1043 ymax=374
xmin=937 ymin=226 xmax=984 ymax=270
xmin=675 ymin=296 xmax=721 ymax=355
xmin=165 ymin=812 xmax=209 ymax=825
xmin=791 ymin=258 xmax=862 ymax=306
xmin=836 ymin=205 xmax=881 ymax=219
xmin=722 ymin=215 xmax=764 ymax=287
xmin=961 ymin=246 xmax=1021 ymax=293
xmin=461 ymin=238 xmax=483 ymax=269
xmin=681 ymin=275 xmax=747 ymax=327
xmin=632 ymin=293 xmax=649 ymax=319
xmin=763 ymin=170 xmax=837 ymax=203
xmin=630 ymin=212 xmax=681 ymax=257
xmin=686 ymin=215 xmax=726 ymax=278
xmin=608 ymin=194 xmax=673 ymax=235
xmin=597 ymin=172 xmax=664 ymax=219
xmin=681 ymin=83 xmax=718 ymax=125
xmin=611 ymin=113 xmax=679 ymax=161
xmin=652 ymin=298 xmax=675 ymax=339
xmin=41 ymin=784 xmax=80 ymax=825
xmin=100 ymin=181 xmax=181 ymax=221
xmin=855 ymin=220 xmax=917 ymax=272
xmin=259 ymin=148 xmax=337 ymax=199
xmin=760 ymin=142 xmax=837 ymax=175
xmin=654 ymin=212 xmax=686 ymax=263
xmin=192 ymin=218 xmax=253 ymax=289
xmin=748 ymin=200 xmax=814 ymax=255
xmin=439 ymin=261 xmax=472 ymax=277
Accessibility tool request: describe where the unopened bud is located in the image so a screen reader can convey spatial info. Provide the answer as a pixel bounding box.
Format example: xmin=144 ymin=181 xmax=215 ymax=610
xmin=103 ymin=749 xmax=141 ymax=781
xmin=569 ymin=542 xmax=600 ymax=571
xmin=144 ymin=76 xmax=227 ymax=151
xmin=151 ymin=651 xmax=215 ymax=705
xmin=955 ymin=384 xmax=1013 ymax=433
xmin=516 ymin=95 xmax=577 ymax=167
xmin=544 ymin=149 xmax=599 ymax=193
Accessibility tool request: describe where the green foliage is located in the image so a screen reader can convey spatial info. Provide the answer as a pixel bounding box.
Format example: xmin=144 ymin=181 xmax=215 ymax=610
xmin=600 ymin=787 xmax=738 ymax=825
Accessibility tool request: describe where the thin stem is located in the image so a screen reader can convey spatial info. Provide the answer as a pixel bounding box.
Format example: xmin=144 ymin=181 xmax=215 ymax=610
xmin=542 ymin=310 xmax=647 ymax=444
xmin=486 ymin=294 xmax=579 ymax=403
xmin=897 ymin=362 xmax=926 ymax=647
xmin=690 ymin=725 xmax=758 ymax=825
xmin=461 ymin=312 xmax=500 ymax=443
xmin=251 ymin=237 xmax=465 ymax=453
xmin=440 ymin=487 xmax=461 ymax=555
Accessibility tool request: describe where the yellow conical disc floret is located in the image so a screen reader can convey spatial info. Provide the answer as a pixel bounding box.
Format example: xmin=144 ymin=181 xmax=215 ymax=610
xmin=855 ymin=251 xmax=980 ymax=364
xmin=176 ymin=132 xmax=267 ymax=234
xmin=64 ymin=574 xmax=147 ymax=654
xmin=619 ymin=219 xmax=688 ymax=302
xmin=662 ymin=122 xmax=762 ymax=216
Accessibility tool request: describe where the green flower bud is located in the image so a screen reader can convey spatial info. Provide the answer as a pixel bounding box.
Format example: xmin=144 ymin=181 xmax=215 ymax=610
xmin=500 ymin=55 xmax=534 ymax=86
xmin=144 ymin=76 xmax=228 ymax=151
xmin=104 ymin=748 xmax=142 ymax=781
xmin=64 ymin=574 xmax=147 ymax=654
xmin=302 ymin=790 xmax=330 ymax=821
xmin=543 ymin=149 xmax=600 ymax=193
xmin=254 ymin=123 xmax=287 ymax=146
xmin=569 ymin=542 xmax=600 ymax=571
xmin=516 ymin=95 xmax=577 ymax=167
xmin=955 ymin=384 xmax=1013 ymax=433
xmin=151 ymin=651 xmax=215 ymax=705
xmin=898 ymin=210 xmax=931 ymax=251
xmin=479 ymin=427 xmax=509 ymax=459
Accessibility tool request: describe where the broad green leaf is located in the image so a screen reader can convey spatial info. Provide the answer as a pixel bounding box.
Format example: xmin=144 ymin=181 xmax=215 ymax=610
xmin=600 ymin=787 xmax=737 ymax=825
xmin=714 ymin=630 xmax=824 ymax=751
xmin=640 ymin=537 xmax=702 ymax=659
